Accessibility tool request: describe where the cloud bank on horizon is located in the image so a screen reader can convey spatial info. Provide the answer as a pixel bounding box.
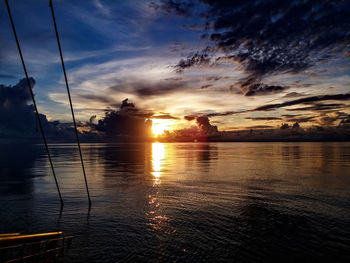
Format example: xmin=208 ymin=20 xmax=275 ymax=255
xmin=0 ymin=0 xmax=349 ymax=133
xmin=0 ymin=78 xmax=349 ymax=141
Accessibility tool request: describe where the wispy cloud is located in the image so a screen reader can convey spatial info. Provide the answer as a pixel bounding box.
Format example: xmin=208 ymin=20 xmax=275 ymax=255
xmin=92 ymin=0 xmax=112 ymax=17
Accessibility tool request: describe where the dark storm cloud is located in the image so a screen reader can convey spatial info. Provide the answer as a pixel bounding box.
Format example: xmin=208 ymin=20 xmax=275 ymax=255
xmin=0 ymin=78 xmax=66 ymax=138
xmin=79 ymin=94 xmax=116 ymax=104
xmin=282 ymin=114 xmax=300 ymax=118
xmin=173 ymin=0 xmax=350 ymax=83
xmin=196 ymin=115 xmax=218 ymax=134
xmin=110 ymin=80 xmax=188 ymax=97
xmin=283 ymin=92 xmax=305 ymax=98
xmin=0 ymin=78 xmax=35 ymax=136
xmin=203 ymin=76 xmax=222 ymax=82
xmin=200 ymin=84 xmax=213 ymax=89
xmin=163 ymin=77 xmax=183 ymax=81
xmin=0 ymin=78 xmax=33 ymax=106
xmin=242 ymin=83 xmax=288 ymax=96
xmin=134 ymin=83 xmax=184 ymax=97
xmin=120 ymin=98 xmax=135 ymax=109
xmin=149 ymin=0 xmax=194 ymax=17
xmin=183 ymin=114 xmax=218 ymax=134
xmin=236 ymin=75 xmax=289 ymax=96
xmin=282 ymin=115 xmax=315 ymax=123
xmin=189 ymin=93 xmax=350 ymax=118
xmin=96 ymin=99 xmax=152 ymax=138
xmin=184 ymin=115 xmax=196 ymax=121
xmin=206 ymin=110 xmax=247 ymax=117
xmin=0 ymin=78 xmax=37 ymax=135
xmin=286 ymin=103 xmax=347 ymax=112
xmin=254 ymin=93 xmax=350 ymax=111
xmin=89 ymin=115 xmax=97 ymax=124
xmin=176 ymin=50 xmax=211 ymax=73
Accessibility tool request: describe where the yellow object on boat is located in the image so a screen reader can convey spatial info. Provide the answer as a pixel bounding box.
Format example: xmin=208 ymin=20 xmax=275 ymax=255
xmin=0 ymin=232 xmax=62 ymax=244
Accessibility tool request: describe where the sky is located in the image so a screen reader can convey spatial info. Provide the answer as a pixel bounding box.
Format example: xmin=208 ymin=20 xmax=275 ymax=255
xmin=1 ymin=0 xmax=350 ymax=133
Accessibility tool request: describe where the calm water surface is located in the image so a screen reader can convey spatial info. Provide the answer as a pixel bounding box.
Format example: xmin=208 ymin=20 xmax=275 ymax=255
xmin=0 ymin=142 xmax=349 ymax=262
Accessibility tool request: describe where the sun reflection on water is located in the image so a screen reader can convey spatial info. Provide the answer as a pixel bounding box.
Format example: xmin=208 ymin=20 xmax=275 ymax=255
xmin=152 ymin=142 xmax=165 ymax=184
xmin=146 ymin=142 xmax=174 ymax=233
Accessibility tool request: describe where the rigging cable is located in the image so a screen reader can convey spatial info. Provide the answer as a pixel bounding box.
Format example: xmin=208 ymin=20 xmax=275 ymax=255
xmin=5 ymin=0 xmax=64 ymax=206
xmin=49 ymin=0 xmax=91 ymax=207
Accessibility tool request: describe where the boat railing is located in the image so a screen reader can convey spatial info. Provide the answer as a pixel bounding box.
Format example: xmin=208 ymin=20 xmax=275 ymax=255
xmin=0 ymin=233 xmax=73 ymax=263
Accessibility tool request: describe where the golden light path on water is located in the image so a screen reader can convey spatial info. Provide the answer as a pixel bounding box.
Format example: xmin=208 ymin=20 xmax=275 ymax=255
xmin=148 ymin=142 xmax=173 ymax=233
xmin=151 ymin=142 xmax=165 ymax=183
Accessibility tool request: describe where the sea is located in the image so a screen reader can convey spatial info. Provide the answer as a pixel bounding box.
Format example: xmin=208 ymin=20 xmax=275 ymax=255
xmin=0 ymin=142 xmax=349 ymax=262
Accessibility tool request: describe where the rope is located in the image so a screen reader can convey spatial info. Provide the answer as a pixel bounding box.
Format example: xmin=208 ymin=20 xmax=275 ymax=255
xmin=5 ymin=0 xmax=63 ymax=206
xmin=49 ymin=0 xmax=91 ymax=206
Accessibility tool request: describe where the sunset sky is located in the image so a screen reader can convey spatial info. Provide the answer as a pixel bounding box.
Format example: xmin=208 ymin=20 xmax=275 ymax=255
xmin=1 ymin=0 xmax=349 ymax=132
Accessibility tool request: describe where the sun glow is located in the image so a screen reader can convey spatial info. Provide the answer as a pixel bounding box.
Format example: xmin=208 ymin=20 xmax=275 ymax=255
xmin=152 ymin=119 xmax=173 ymax=137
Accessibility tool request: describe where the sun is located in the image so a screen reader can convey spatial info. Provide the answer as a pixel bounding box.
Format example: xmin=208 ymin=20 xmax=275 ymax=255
xmin=152 ymin=119 xmax=173 ymax=137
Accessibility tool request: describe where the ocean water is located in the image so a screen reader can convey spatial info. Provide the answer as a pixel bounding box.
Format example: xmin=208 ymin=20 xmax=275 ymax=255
xmin=0 ymin=142 xmax=349 ymax=262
